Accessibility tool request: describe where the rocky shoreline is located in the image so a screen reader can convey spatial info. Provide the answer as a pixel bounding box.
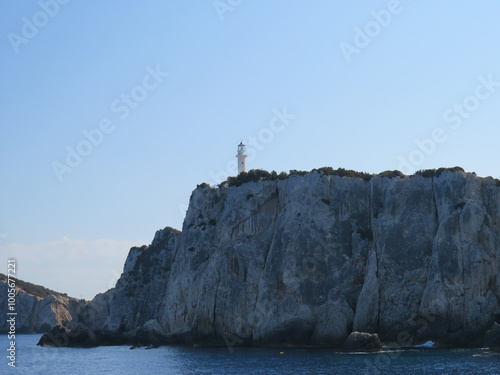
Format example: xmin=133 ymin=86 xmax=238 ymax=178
xmin=37 ymin=324 xmax=500 ymax=354
xmin=6 ymin=168 xmax=500 ymax=352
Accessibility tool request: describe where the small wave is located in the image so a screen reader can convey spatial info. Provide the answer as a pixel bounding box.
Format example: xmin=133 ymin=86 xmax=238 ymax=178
xmin=384 ymin=341 xmax=435 ymax=349
xmin=412 ymin=341 xmax=435 ymax=348
xmin=338 ymin=350 xmax=399 ymax=355
xmin=473 ymin=349 xmax=500 ymax=358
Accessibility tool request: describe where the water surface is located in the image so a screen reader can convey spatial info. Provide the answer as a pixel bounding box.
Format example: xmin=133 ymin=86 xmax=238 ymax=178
xmin=3 ymin=335 xmax=500 ymax=374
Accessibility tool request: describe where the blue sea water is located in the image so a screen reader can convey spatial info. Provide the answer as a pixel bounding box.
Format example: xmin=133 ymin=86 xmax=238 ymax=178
xmin=2 ymin=335 xmax=500 ymax=375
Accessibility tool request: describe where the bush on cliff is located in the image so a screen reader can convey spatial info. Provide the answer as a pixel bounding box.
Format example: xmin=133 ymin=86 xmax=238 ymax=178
xmin=218 ymin=166 xmax=466 ymax=188
xmin=227 ymin=169 xmax=292 ymax=186
xmin=416 ymin=166 xmax=465 ymax=178
xmin=0 ymin=273 xmax=68 ymax=299
xmin=377 ymin=170 xmax=405 ymax=178
xmin=313 ymin=167 xmax=373 ymax=182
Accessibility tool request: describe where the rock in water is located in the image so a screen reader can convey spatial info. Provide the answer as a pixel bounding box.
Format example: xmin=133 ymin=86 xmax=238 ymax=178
xmin=343 ymin=332 xmax=382 ymax=352
xmin=134 ymin=319 xmax=167 ymax=347
xmin=37 ymin=323 xmax=98 ymax=348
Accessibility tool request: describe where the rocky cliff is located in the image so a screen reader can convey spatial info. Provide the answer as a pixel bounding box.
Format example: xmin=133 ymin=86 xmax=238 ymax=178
xmin=45 ymin=169 xmax=500 ymax=347
xmin=0 ymin=274 xmax=86 ymax=333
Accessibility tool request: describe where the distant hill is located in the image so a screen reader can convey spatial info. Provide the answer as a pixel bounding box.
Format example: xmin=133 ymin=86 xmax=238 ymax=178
xmin=0 ymin=273 xmax=85 ymax=333
xmin=0 ymin=273 xmax=69 ymax=299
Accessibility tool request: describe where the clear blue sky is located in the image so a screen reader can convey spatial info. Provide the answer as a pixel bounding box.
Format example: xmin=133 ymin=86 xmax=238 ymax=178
xmin=1 ymin=0 xmax=500 ymax=299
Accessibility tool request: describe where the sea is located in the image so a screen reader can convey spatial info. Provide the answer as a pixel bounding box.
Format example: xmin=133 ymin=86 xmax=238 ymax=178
xmin=2 ymin=335 xmax=500 ymax=375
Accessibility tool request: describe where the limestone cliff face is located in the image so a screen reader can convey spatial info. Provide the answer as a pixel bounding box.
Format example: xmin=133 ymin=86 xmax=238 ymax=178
xmin=83 ymin=170 xmax=500 ymax=346
xmin=0 ymin=279 xmax=86 ymax=333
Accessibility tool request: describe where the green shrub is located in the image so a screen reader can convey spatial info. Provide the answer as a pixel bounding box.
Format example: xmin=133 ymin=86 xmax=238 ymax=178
xmin=312 ymin=167 xmax=372 ymax=181
xmin=227 ymin=169 xmax=271 ymax=186
xmin=278 ymin=171 xmax=288 ymax=180
xmin=289 ymin=169 xmax=308 ymax=176
xmin=416 ymin=167 xmax=465 ymax=178
xmin=313 ymin=167 xmax=335 ymax=175
xmin=377 ymin=170 xmax=405 ymax=178
xmin=436 ymin=166 xmax=465 ymax=176
xmin=0 ymin=273 xmax=69 ymax=299
xmin=415 ymin=169 xmax=436 ymax=178
xmin=227 ymin=169 xmax=294 ymax=186
xmin=221 ymin=166 xmax=467 ymax=188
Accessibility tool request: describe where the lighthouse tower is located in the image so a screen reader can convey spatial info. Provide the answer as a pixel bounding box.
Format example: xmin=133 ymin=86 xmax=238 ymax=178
xmin=236 ymin=141 xmax=247 ymax=174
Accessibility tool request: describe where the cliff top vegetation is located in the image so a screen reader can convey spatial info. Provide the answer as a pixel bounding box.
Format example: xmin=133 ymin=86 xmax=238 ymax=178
xmin=211 ymin=166 xmax=468 ymax=188
xmin=0 ymin=273 xmax=69 ymax=299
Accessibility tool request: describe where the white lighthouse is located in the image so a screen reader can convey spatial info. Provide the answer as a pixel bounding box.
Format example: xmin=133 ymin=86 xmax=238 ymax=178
xmin=236 ymin=141 xmax=247 ymax=174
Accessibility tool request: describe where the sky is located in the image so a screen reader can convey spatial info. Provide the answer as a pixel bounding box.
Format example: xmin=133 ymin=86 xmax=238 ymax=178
xmin=1 ymin=0 xmax=500 ymax=300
